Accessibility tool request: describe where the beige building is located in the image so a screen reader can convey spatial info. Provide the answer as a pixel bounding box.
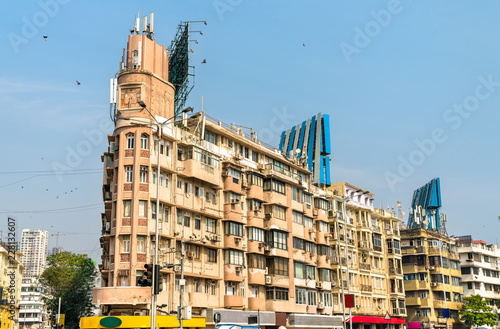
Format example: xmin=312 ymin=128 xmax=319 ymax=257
xmin=94 ymin=19 xmax=406 ymax=329
xmin=401 ymin=228 xmax=463 ymax=329
xmin=19 ymin=229 xmax=48 ymax=277
xmin=1 ymin=242 xmax=24 ymax=329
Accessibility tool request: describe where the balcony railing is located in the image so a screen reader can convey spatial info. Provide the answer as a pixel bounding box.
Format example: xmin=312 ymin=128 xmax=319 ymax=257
xmin=361 ymin=284 xmax=373 ymax=292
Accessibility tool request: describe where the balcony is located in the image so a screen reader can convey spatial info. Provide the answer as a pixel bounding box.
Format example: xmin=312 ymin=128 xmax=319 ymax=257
xmin=224 ymin=295 xmax=243 ymax=308
xmin=263 ymin=163 xmax=300 ymax=186
xmin=389 ymin=268 xmax=403 ymax=275
xmin=359 ymin=263 xmax=371 ymax=271
xmin=361 ymin=284 xmax=373 ymax=292
xmin=358 ymin=241 xmax=371 ymax=250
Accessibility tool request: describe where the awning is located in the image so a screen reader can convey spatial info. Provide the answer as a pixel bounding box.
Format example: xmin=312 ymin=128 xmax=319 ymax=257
xmin=347 ymin=316 xmax=405 ymax=324
xmin=408 ymin=322 xmax=421 ymax=329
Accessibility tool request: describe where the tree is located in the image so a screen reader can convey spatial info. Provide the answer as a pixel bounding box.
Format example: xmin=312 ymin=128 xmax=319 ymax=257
xmin=460 ymin=294 xmax=498 ymax=329
xmin=39 ymin=252 xmax=97 ymax=329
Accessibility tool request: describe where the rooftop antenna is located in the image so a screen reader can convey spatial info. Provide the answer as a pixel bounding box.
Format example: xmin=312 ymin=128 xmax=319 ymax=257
xmin=149 ymin=12 xmax=154 ymax=39
xmin=142 ymin=15 xmax=148 ymax=34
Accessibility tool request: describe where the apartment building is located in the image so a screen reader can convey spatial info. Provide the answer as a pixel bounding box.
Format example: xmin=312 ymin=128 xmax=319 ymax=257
xmin=0 ymin=242 xmax=24 ymax=329
xmin=93 ymin=16 xmax=406 ymax=329
xmin=19 ymin=277 xmax=48 ymax=329
xmin=328 ymin=182 xmax=406 ymax=329
xmin=401 ymin=228 xmax=463 ymax=329
xmin=457 ymin=236 xmax=500 ymax=329
xmin=19 ymin=229 xmax=48 ymax=277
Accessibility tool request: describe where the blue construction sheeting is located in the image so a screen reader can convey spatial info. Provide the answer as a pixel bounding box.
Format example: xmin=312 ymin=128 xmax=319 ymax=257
xmin=408 ymin=178 xmax=442 ymax=230
xmin=279 ymin=112 xmax=332 ymax=187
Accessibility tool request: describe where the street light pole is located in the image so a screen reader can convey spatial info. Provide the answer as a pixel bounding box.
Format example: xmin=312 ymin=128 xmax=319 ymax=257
xmin=134 ymin=101 xmax=192 ymax=329
xmin=341 ymin=197 xmax=352 ymax=329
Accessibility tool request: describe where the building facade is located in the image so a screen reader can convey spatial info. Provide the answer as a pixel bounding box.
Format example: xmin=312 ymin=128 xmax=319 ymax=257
xmin=0 ymin=242 xmax=24 ymax=329
xmin=401 ymin=228 xmax=463 ymax=329
xmin=94 ymin=17 xmax=406 ymax=329
xmin=457 ymin=236 xmax=500 ymax=329
xmin=19 ymin=277 xmax=48 ymax=329
xmin=19 ymin=229 xmax=48 ymax=277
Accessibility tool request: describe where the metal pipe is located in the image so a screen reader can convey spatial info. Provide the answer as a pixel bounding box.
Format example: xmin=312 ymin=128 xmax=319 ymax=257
xmin=342 ymin=197 xmax=352 ymax=329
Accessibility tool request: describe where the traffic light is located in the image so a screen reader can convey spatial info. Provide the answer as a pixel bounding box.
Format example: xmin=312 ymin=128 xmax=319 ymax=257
xmin=153 ymin=264 xmax=163 ymax=295
xmin=137 ymin=264 xmax=153 ymax=287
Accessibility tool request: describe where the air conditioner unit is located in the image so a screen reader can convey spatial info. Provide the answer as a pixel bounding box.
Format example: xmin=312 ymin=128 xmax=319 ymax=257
xmin=430 ymin=266 xmax=435 ymax=270
xmin=316 ymin=282 xmax=323 ymax=289
xmin=134 ymin=311 xmax=146 ymax=316
xmin=313 ymin=209 xmax=318 ymax=216
xmin=258 ymin=242 xmax=265 ymax=248
xmin=255 ymin=206 xmax=262 ymax=211
xmin=265 ymin=276 xmax=272 ymax=284
xmin=264 ymin=245 xmax=271 ymax=252
xmin=431 ymin=282 xmax=438 ymax=287
xmin=235 ymin=266 xmax=242 ymax=272
xmin=257 ymin=163 xmax=264 ymax=170
xmin=231 ymin=199 xmax=238 ymax=204
xmin=210 ymin=234 xmax=221 ymax=242
xmin=331 ymin=281 xmax=336 ymax=287
xmin=301 ymin=250 xmax=306 ymax=254
xmin=265 ymin=213 xmax=273 ymax=219
xmin=265 ymin=267 xmax=269 ymax=275
xmin=317 ymin=302 xmax=325 ymax=309
xmin=234 ymin=237 xmax=241 ymax=243
xmin=187 ymin=252 xmax=195 ymax=259
xmin=425 ymin=265 xmax=430 ymax=269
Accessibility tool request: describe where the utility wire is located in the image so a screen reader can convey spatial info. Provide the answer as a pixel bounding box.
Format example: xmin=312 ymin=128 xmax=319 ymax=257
xmin=0 ymin=203 xmax=102 ymax=214
xmin=0 ymin=171 xmax=101 ymax=189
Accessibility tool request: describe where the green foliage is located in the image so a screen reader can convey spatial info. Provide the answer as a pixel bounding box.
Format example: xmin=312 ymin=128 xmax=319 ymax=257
xmin=460 ymin=294 xmax=498 ymax=329
xmin=39 ymin=252 xmax=97 ymax=329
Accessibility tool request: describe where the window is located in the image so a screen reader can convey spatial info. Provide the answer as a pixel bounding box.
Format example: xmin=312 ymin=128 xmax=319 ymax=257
xmin=207 ymin=248 xmax=217 ymax=263
xmin=294 ymin=262 xmax=305 ymax=279
xmin=205 ymin=130 xmax=217 ymax=145
xmin=266 ymin=257 xmax=289 ymax=276
xmin=159 ymin=172 xmax=164 ymax=187
xmin=293 ymin=237 xmax=304 ymax=250
xmin=206 ymin=218 xmax=217 ymax=233
xmin=266 ymin=287 xmax=289 ymax=301
xmin=138 ymin=200 xmax=147 ymax=217
xmin=263 ymin=179 xmax=286 ymax=195
xmin=224 ymin=250 xmax=244 ymax=265
xmin=195 ymin=186 xmax=205 ymax=198
xmin=195 ymin=216 xmax=201 ymax=230
xmin=127 ymin=134 xmax=134 ymax=149
xmin=184 ymin=182 xmax=192 ymax=194
xmin=248 ymin=173 xmax=263 ymax=187
xmin=125 ymin=166 xmax=133 ymax=182
xmin=123 ymin=200 xmax=131 ymax=217
xmin=248 ymin=254 xmax=266 ymax=269
xmin=308 ymin=290 xmax=317 ymax=306
xmin=319 ymin=268 xmax=331 ymax=282
xmin=304 ymin=216 xmax=313 ymax=228
xmin=224 ymin=221 xmax=243 ymax=237
xmin=225 ymin=282 xmax=236 ymax=296
xmin=248 ymin=227 xmax=265 ymax=242
xmin=314 ymin=198 xmax=330 ymax=210
xmin=152 ymin=171 xmax=156 ymax=184
xmin=264 ymin=205 xmax=286 ymax=220
xmin=292 ymin=211 xmax=304 ymax=224
xmin=373 ymin=233 xmax=382 ymax=251
xmin=122 ymin=236 xmax=130 ymax=253
xmin=296 ymin=288 xmax=307 ymax=304
xmin=163 ymin=206 xmax=169 ymax=222
xmin=252 ymin=151 xmax=259 ymax=162
xmin=266 ymin=230 xmax=288 ymax=250
xmin=137 ymin=236 xmax=145 ymax=253
xmin=227 ymin=168 xmax=242 ymax=180
xmin=177 ymin=210 xmax=183 ymax=224
xmin=177 ymin=179 xmax=182 ymax=189
xmin=141 ymin=134 xmax=148 ymax=149
xmin=184 ymin=213 xmax=191 ymax=227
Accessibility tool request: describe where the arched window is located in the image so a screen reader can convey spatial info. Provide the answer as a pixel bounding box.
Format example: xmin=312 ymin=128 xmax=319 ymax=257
xmin=126 ymin=134 xmax=134 ymax=149
xmin=141 ymin=134 xmax=148 ymax=150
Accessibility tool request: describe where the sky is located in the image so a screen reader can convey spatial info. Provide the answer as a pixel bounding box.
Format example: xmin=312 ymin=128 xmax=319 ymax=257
xmin=1 ymin=1 xmax=499 ymax=260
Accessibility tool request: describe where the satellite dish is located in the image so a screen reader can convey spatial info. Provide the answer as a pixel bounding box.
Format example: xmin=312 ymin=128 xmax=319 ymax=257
xmin=296 ymin=148 xmax=301 ymax=154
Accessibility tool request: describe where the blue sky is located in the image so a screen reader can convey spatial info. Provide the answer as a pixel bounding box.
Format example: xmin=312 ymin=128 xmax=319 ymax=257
xmin=1 ymin=1 xmax=499 ymax=259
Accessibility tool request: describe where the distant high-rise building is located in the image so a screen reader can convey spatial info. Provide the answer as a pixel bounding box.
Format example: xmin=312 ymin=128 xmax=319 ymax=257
xmin=20 ymin=229 xmax=48 ymax=277
xmin=49 ymin=246 xmax=64 ymax=256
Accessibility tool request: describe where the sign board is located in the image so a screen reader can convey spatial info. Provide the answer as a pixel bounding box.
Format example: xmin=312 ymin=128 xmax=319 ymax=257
xmin=344 ymin=294 xmax=355 ymax=308
xmin=443 ymin=308 xmax=450 ymax=318
xmin=384 ymin=312 xmax=391 ymax=320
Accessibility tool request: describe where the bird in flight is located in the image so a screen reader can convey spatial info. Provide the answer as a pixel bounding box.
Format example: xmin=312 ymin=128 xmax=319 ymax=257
xmin=76 ymin=81 xmax=81 ymax=85
xmin=202 ymin=59 xmax=207 ymax=63
xmin=303 ymin=42 xmax=306 ymax=47
xmin=43 ymin=36 xmax=48 ymax=41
